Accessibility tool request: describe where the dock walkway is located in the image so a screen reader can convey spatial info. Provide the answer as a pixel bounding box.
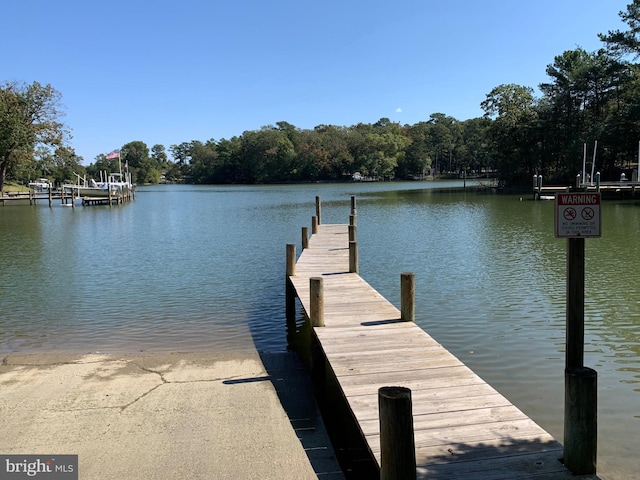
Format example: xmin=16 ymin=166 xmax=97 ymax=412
xmin=288 ymin=220 xmax=597 ymax=479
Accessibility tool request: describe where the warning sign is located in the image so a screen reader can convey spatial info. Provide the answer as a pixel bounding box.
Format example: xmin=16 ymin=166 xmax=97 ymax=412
xmin=555 ymin=193 xmax=601 ymax=238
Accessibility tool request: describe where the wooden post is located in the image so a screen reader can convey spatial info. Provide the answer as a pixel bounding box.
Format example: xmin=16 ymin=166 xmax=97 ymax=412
xmin=401 ymin=272 xmax=415 ymax=322
xmin=348 ymin=224 xmax=356 ymax=242
xmin=302 ymin=226 xmax=309 ymax=250
xmin=310 ymin=277 xmax=324 ymax=327
xmin=48 ymin=187 xmax=52 ymax=207
xmin=315 ymin=195 xmax=321 ymax=225
xmin=563 ymin=236 xmax=598 ymax=474
xmin=286 ymin=244 xmax=296 ymax=277
xmin=564 ymin=367 xmax=597 ymax=475
xmin=286 ymin=244 xmax=296 ymax=326
xmin=566 ymin=238 xmax=584 ymax=369
xmin=349 ymin=214 xmax=356 ymax=226
xmin=350 ymin=195 xmax=357 ymax=215
xmin=349 ymin=241 xmax=358 ymax=274
xmin=312 ymin=215 xmax=318 ymax=234
xmin=379 ymin=386 xmax=416 ymax=480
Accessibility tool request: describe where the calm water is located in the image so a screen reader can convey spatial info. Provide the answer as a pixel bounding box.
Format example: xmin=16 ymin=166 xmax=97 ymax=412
xmin=1 ymin=182 xmax=638 ymax=479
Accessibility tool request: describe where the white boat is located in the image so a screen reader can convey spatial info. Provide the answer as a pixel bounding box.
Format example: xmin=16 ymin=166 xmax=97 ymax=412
xmin=64 ymin=171 xmax=133 ymax=199
xmin=28 ymin=178 xmax=51 ymax=191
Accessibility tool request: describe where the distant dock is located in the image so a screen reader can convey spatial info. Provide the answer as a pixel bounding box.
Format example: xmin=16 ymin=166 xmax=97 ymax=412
xmin=533 ymin=173 xmax=639 ymax=200
xmin=1 ymin=186 xmax=134 ymax=206
xmin=286 ymin=196 xmax=599 ymax=479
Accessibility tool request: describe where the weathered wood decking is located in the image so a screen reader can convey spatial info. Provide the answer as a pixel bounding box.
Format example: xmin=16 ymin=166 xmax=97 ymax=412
xmin=289 ymin=223 xmax=597 ymax=479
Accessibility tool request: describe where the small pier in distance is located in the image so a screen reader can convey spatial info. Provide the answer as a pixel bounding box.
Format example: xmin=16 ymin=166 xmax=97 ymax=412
xmin=286 ymin=197 xmax=598 ymax=479
xmin=533 ymin=172 xmax=639 ymax=200
xmin=1 ymin=186 xmax=134 ymax=207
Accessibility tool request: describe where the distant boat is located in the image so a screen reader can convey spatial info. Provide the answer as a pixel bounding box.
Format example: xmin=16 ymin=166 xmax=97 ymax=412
xmin=64 ymin=171 xmax=133 ymax=199
xmin=28 ymin=178 xmax=51 ymax=191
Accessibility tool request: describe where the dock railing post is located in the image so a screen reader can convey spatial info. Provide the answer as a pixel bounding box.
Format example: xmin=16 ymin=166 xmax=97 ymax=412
xmin=286 ymin=244 xmax=296 ymax=277
xmin=349 ymin=241 xmax=358 ymax=274
xmin=401 ymin=272 xmax=415 ymax=322
xmin=302 ymin=226 xmax=309 ymax=250
xmin=379 ymin=386 xmax=416 ymax=480
xmin=564 ymin=367 xmax=597 ymax=475
xmin=310 ymin=277 xmax=324 ymax=327
xmin=312 ymin=216 xmax=319 ymax=234
xmin=309 ymin=277 xmax=326 ymax=394
xmin=285 ymin=244 xmax=296 ymax=325
xmin=563 ymin=236 xmax=597 ymax=475
xmin=315 ymin=196 xmax=321 ymax=225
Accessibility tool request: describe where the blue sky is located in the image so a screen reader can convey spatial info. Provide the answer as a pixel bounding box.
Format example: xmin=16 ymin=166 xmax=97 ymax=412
xmin=2 ymin=0 xmax=630 ymax=164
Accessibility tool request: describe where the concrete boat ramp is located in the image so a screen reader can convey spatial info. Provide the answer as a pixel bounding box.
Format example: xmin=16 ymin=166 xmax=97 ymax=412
xmin=0 ymin=351 xmax=342 ymax=479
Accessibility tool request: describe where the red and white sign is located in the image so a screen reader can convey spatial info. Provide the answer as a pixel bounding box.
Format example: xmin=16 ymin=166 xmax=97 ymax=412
xmin=555 ymin=193 xmax=601 ymax=238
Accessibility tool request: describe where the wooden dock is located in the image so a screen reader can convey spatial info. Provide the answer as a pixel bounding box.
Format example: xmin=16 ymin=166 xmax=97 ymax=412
xmin=1 ymin=187 xmax=134 ymax=206
xmin=287 ymin=204 xmax=598 ymax=479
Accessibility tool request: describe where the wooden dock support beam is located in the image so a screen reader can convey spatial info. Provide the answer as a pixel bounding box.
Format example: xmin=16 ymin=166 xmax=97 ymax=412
xmin=564 ymin=367 xmax=597 ymax=475
xmin=315 ymin=196 xmax=321 ymax=225
xmin=302 ymin=226 xmax=309 ymax=250
xmin=401 ymin=272 xmax=415 ymax=322
xmin=349 ymin=241 xmax=358 ymax=274
xmin=285 ymin=244 xmax=297 ymax=325
xmin=286 ymin=243 xmax=296 ymax=277
xmin=566 ymin=238 xmax=585 ymax=369
xmin=563 ymin=236 xmax=598 ymax=475
xmin=310 ymin=277 xmax=324 ymax=327
xmin=312 ymin=216 xmax=319 ymax=234
xmin=379 ymin=386 xmax=416 ymax=480
xmin=348 ymin=224 xmax=356 ymax=242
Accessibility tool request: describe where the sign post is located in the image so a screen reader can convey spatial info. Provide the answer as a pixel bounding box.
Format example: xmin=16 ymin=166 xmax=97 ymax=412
xmin=554 ymin=192 xmax=600 ymax=475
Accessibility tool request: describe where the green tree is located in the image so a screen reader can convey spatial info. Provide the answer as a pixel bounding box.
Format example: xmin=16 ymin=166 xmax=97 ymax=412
xmin=481 ymin=84 xmax=539 ymax=183
xmin=121 ymin=140 xmax=150 ymax=183
xmin=599 ymin=0 xmax=640 ymax=58
xmin=151 ymin=144 xmax=168 ymax=167
xmin=0 ymin=81 xmax=68 ymax=192
xmin=402 ymin=122 xmax=432 ymax=178
xmin=426 ymin=113 xmax=459 ymax=174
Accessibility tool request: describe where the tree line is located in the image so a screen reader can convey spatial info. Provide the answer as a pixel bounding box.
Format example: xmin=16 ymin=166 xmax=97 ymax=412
xmin=3 ymin=1 xmax=640 ymax=191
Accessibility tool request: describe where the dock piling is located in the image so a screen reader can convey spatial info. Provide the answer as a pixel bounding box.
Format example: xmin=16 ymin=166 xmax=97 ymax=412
xmin=310 ymin=277 xmax=324 ymax=327
xmin=349 ymin=241 xmax=358 ymax=274
xmin=400 ymin=272 xmax=415 ymax=322
xmin=315 ymin=196 xmax=321 ymax=225
xmin=286 ymin=244 xmax=296 ymax=277
xmin=285 ymin=244 xmax=296 ymax=325
xmin=302 ymin=227 xmax=309 ymax=250
xmin=564 ymin=367 xmax=597 ymax=475
xmin=379 ymin=386 xmax=416 ymax=480
xmin=312 ymin=216 xmax=319 ymax=234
